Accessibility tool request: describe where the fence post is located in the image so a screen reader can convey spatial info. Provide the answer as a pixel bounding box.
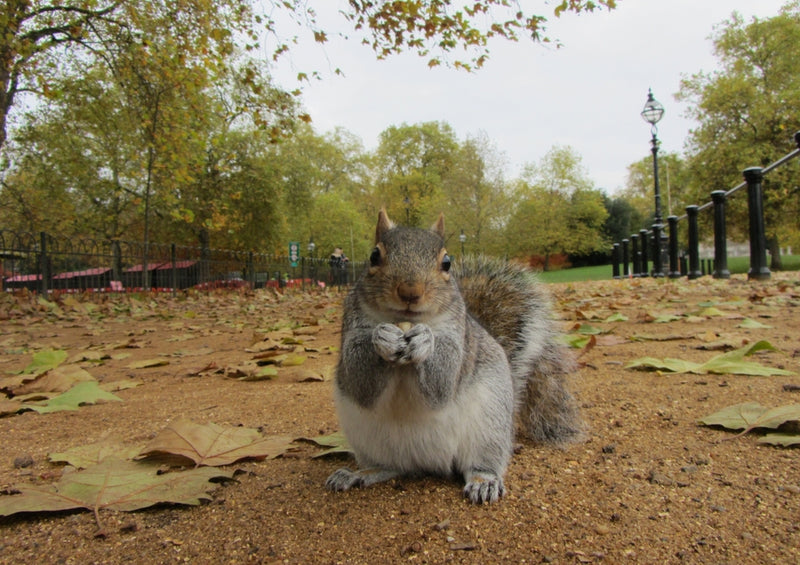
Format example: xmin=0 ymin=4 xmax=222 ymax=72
xmin=667 ymin=215 xmax=680 ymax=278
xmin=631 ymin=234 xmax=640 ymax=277
xmin=622 ymin=239 xmax=630 ymax=277
xmin=638 ymin=229 xmax=649 ymax=277
xmin=685 ymin=205 xmax=702 ymax=279
xmin=612 ymin=243 xmax=620 ymax=279
xmin=710 ymin=191 xmax=730 ymax=279
xmin=743 ymin=167 xmax=771 ymax=280
xmin=170 ymin=243 xmax=177 ymax=297
xmin=38 ymin=232 xmax=50 ymax=294
xmin=651 ymin=225 xmax=665 ymax=278
xmin=247 ymin=252 xmax=255 ymax=288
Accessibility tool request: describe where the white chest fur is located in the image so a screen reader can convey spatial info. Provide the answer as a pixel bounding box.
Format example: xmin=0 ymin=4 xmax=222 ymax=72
xmin=334 ymin=368 xmax=509 ymax=478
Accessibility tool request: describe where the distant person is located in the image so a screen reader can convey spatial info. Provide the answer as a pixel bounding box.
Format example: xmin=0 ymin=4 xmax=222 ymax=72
xmin=329 ymin=247 xmax=349 ymax=286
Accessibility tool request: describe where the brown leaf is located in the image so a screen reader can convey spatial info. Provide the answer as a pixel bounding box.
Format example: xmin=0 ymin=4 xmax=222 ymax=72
xmin=12 ymin=365 xmax=95 ymax=396
xmin=138 ymin=419 xmax=295 ymax=467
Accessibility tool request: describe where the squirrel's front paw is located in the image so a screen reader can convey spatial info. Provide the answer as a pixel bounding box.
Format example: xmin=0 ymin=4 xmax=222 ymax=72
xmin=325 ymin=468 xmax=363 ymax=492
xmin=398 ymin=324 xmax=434 ymax=364
xmin=463 ymin=471 xmax=505 ymax=504
xmin=372 ymin=323 xmax=407 ymax=362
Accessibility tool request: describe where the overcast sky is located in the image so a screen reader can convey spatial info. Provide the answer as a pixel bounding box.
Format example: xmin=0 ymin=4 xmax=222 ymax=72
xmin=271 ymin=0 xmax=789 ymax=194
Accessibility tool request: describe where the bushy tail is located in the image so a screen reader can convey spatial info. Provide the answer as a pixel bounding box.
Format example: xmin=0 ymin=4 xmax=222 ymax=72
xmin=454 ymin=256 xmax=585 ymax=446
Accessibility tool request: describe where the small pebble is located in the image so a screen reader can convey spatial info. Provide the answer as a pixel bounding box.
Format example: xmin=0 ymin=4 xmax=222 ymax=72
xmin=648 ymin=470 xmax=674 ymax=486
xmin=13 ymin=455 xmax=34 ymax=469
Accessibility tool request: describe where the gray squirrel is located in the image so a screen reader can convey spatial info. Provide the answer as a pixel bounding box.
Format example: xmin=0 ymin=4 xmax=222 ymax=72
xmin=325 ymin=209 xmax=584 ymax=503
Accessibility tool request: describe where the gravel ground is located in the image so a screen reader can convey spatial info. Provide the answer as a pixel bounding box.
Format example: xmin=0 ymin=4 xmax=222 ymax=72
xmin=1 ymin=274 xmax=799 ymax=564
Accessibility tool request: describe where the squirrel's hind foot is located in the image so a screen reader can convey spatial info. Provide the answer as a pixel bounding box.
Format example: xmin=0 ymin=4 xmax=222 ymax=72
xmin=463 ymin=471 xmax=505 ymax=504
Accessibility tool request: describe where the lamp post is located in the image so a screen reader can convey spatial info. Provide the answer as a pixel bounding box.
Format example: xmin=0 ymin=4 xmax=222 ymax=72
xmin=459 ymin=229 xmax=466 ymax=258
xmin=640 ymin=88 xmax=667 ymax=277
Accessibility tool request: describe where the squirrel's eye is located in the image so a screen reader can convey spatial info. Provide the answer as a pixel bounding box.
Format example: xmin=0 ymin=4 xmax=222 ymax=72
xmin=441 ymin=254 xmax=451 ymax=272
xmin=369 ymin=247 xmax=381 ymax=267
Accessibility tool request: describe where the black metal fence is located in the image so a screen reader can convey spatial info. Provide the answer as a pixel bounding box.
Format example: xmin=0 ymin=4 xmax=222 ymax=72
xmin=0 ymin=231 xmax=364 ymax=294
xmin=611 ymin=131 xmax=800 ymax=280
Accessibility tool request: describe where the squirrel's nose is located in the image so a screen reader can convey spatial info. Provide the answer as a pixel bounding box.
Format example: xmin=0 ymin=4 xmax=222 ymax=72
xmin=397 ymin=282 xmax=423 ymax=305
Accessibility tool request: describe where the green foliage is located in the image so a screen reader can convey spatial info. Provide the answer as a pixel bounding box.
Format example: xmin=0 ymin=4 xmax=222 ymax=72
xmin=1 ymin=1 xmax=621 ymax=259
xmin=677 ymin=2 xmax=800 ymax=255
xmin=338 ymin=0 xmax=616 ymax=70
xmin=505 ymin=146 xmax=608 ymax=269
xmin=373 ymin=121 xmax=459 ymax=226
xmin=621 ymin=152 xmax=691 ymax=229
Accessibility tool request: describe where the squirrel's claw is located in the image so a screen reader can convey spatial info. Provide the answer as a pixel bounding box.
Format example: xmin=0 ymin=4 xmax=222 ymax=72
xmin=325 ymin=468 xmax=363 ymax=492
xmin=463 ymin=471 xmax=505 ymax=504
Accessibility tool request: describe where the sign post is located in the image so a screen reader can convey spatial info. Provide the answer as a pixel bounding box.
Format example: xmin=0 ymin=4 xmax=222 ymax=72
xmin=289 ymin=241 xmax=300 ymax=268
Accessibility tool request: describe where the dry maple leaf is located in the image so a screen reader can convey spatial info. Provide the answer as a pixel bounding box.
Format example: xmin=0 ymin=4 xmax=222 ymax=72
xmin=0 ymin=458 xmax=232 ymax=533
xmin=138 ymin=419 xmax=296 ymax=466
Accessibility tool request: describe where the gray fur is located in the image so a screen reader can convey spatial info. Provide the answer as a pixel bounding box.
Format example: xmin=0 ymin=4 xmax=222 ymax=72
xmin=327 ymin=212 xmax=582 ymax=503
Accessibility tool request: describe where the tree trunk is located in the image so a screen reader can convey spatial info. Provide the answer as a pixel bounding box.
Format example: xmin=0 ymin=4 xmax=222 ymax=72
xmin=767 ymin=236 xmax=782 ymax=271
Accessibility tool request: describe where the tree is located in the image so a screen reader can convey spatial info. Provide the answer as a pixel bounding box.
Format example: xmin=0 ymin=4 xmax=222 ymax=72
xmin=0 ymin=0 xmax=259 ymax=154
xmin=442 ymin=132 xmax=512 ymax=255
xmin=603 ymin=196 xmax=644 ymax=249
xmin=677 ymin=2 xmax=800 ymax=267
xmin=372 ymin=122 xmax=458 ymax=226
xmin=333 ymin=0 xmax=616 ymax=70
xmin=505 ymin=146 xmax=607 ymax=270
xmin=4 ymin=67 xmax=143 ymax=240
xmin=621 ymin=152 xmax=691 ymax=231
xmin=2 ymin=1 xmax=616 ymax=153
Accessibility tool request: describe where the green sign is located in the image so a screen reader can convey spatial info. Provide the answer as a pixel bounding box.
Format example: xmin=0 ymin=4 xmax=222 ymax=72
xmin=289 ymin=241 xmax=300 ymax=267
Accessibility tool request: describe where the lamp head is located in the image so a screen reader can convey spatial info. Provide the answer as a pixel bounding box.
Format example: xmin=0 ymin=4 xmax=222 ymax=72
xmin=641 ymin=88 xmax=665 ymax=126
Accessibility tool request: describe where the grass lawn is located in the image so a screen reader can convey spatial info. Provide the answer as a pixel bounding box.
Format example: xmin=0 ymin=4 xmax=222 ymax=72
xmin=536 ymin=254 xmax=800 ymax=284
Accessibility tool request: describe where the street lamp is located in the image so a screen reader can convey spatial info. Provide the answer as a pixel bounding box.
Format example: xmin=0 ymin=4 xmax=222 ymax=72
xmin=640 ymin=88 xmax=667 ymax=277
xmin=459 ymin=229 xmax=466 ymax=258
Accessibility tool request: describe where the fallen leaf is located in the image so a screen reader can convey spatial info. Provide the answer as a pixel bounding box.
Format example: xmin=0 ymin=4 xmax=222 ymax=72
xmin=699 ymin=402 xmax=800 ymax=445
xmin=0 ymin=398 xmax=23 ymax=416
xmin=22 ymin=349 xmax=68 ymax=376
xmin=604 ymin=312 xmax=628 ymax=323
xmin=558 ymin=334 xmax=594 ymax=349
xmin=127 ymin=358 xmax=170 ymax=369
xmin=626 ymin=357 xmax=699 ymax=373
xmin=570 ymin=323 xmax=607 ymax=335
xmin=694 ymin=306 xmax=727 ymax=317
xmin=238 ymin=366 xmax=278 ymax=381
xmin=627 ymin=341 xmax=795 ymax=376
xmin=99 ymin=380 xmax=142 ymax=392
xmin=280 ymin=354 xmax=307 ymax=367
xmin=737 ymin=318 xmax=773 ymax=329
xmin=758 ymin=433 xmax=800 ymax=446
xmin=138 ymin=420 xmax=295 ymax=466
xmin=0 ymin=458 xmax=232 ymax=528
xmin=50 ymin=441 xmax=145 ymax=468
xmin=26 ymin=382 xmax=123 ymax=414
xmin=11 ymin=365 xmax=95 ymax=396
xmin=297 ymin=431 xmax=353 ymax=458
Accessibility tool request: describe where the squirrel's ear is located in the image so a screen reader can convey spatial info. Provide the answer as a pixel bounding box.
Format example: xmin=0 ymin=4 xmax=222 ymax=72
xmin=376 ymin=208 xmax=394 ymax=243
xmin=431 ymin=213 xmax=445 ymax=239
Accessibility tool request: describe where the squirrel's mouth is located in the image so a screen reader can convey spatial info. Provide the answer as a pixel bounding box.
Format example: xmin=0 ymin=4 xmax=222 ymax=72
xmin=394 ymin=307 xmax=422 ymax=319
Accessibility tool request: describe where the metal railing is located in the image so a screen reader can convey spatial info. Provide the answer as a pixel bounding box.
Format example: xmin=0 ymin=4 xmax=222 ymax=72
xmin=0 ymin=231 xmax=363 ymax=294
xmin=611 ymin=131 xmax=800 ymax=280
